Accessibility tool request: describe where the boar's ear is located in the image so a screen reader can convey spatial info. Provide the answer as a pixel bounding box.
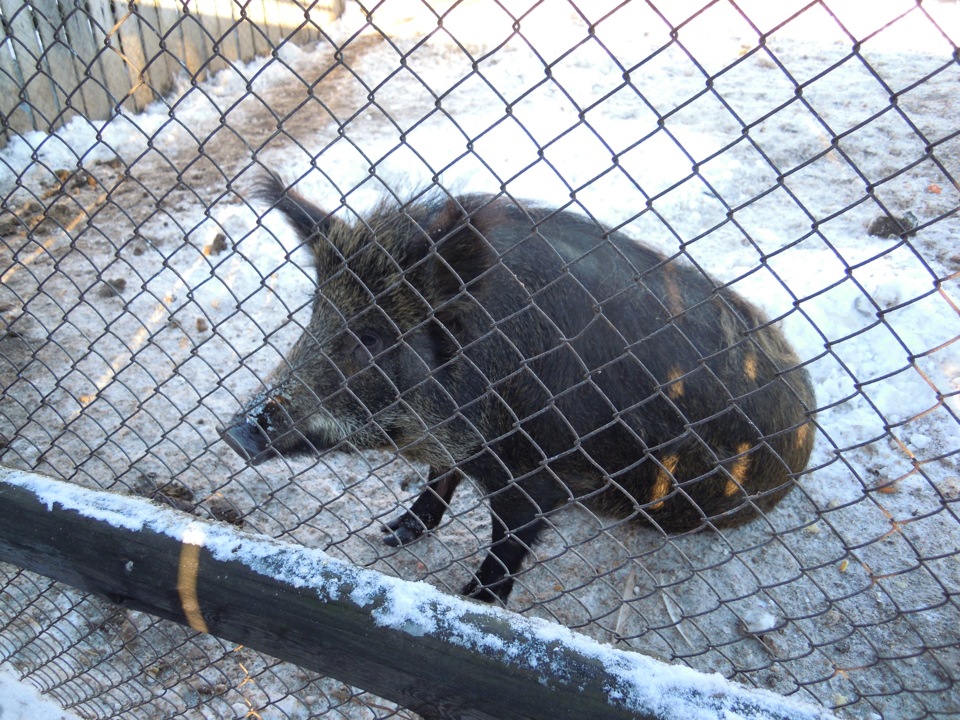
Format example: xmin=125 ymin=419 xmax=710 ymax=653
xmin=256 ymin=172 xmax=342 ymax=242
xmin=426 ymin=198 xmax=498 ymax=307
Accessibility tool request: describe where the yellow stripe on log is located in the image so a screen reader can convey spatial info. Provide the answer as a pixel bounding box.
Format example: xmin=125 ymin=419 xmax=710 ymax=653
xmin=178 ymin=523 xmax=209 ymax=634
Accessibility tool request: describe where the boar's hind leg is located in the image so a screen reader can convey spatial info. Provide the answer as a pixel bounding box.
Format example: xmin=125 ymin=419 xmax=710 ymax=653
xmin=462 ymin=480 xmax=556 ymax=604
xmin=381 ymin=467 xmax=464 ymax=547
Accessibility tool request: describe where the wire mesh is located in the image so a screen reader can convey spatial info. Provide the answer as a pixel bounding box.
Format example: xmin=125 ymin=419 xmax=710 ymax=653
xmin=1 ymin=0 xmax=959 ymax=718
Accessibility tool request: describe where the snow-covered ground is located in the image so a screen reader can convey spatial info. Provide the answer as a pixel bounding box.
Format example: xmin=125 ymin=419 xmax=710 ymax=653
xmin=0 ymin=669 xmax=82 ymax=720
xmin=1 ymin=0 xmax=958 ymax=718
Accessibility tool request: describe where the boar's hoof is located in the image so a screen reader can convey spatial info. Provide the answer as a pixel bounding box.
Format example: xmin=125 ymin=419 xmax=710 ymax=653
xmin=381 ymin=512 xmax=428 ymax=547
xmin=462 ymin=576 xmax=512 ymax=605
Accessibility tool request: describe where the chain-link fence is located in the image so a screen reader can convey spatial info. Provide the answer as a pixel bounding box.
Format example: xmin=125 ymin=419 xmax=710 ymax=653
xmin=1 ymin=0 xmax=958 ymax=718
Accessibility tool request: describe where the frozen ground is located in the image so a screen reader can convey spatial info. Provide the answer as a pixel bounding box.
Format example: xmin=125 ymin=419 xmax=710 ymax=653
xmin=0 ymin=669 xmax=81 ymax=720
xmin=1 ymin=0 xmax=958 ymax=718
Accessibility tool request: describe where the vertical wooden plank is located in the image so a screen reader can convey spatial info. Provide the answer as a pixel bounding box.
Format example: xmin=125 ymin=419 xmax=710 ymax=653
xmin=0 ymin=56 xmax=28 ymax=142
xmin=211 ymin=0 xmax=241 ymax=66
xmin=111 ymin=1 xmax=157 ymax=112
xmin=177 ymin=0 xmax=209 ymax=82
xmin=223 ymin=0 xmax=245 ymax=64
xmin=301 ymin=0 xmax=327 ymax=44
xmin=130 ymin=0 xmax=176 ymax=104
xmin=0 ymin=3 xmax=37 ymax=136
xmin=264 ymin=0 xmax=284 ymax=48
xmin=245 ymin=0 xmax=273 ymax=57
xmin=58 ymin=0 xmax=114 ymax=121
xmin=230 ymin=0 xmax=257 ymax=63
xmin=85 ymin=0 xmax=138 ymax=113
xmin=299 ymin=0 xmax=321 ymax=44
xmin=190 ymin=0 xmax=227 ymax=76
xmin=30 ymin=0 xmax=85 ymax=124
xmin=151 ymin=0 xmax=190 ymax=84
xmin=0 ymin=0 xmax=60 ymax=130
xmin=276 ymin=0 xmax=301 ymax=45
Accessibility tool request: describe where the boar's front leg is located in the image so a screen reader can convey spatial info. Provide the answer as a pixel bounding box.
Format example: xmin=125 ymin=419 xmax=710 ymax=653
xmin=381 ymin=467 xmax=464 ymax=547
xmin=462 ymin=477 xmax=557 ymax=604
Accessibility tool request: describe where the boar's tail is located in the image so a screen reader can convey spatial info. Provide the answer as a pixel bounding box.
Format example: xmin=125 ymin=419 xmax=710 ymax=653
xmin=256 ymin=171 xmax=336 ymax=239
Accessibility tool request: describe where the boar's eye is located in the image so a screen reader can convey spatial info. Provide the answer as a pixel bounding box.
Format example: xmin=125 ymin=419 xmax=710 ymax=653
xmin=360 ymin=331 xmax=382 ymax=351
xmin=353 ymin=330 xmax=384 ymax=362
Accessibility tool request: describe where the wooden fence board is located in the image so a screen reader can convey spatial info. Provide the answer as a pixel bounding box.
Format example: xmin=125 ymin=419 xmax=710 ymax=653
xmin=151 ymin=0 xmax=189 ymax=83
xmin=0 ymin=0 xmax=343 ymax=144
xmin=187 ymin=0 xmax=223 ymax=78
xmin=85 ymin=0 xmax=137 ymax=114
xmin=262 ymin=0 xmax=283 ymax=46
xmin=0 ymin=0 xmax=58 ymax=130
xmin=211 ymin=0 xmax=241 ymax=66
xmin=231 ymin=0 xmax=257 ymax=62
xmin=177 ymin=5 xmax=208 ymax=80
xmin=60 ymin=0 xmax=115 ymax=121
xmin=127 ymin=0 xmax=175 ymax=109
xmin=112 ymin=2 xmax=154 ymax=112
xmin=246 ymin=0 xmax=275 ymax=57
xmin=0 ymin=11 xmax=34 ymax=138
xmin=30 ymin=0 xmax=82 ymax=124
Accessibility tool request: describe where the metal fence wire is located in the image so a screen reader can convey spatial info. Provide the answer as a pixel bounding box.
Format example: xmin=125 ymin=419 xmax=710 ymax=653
xmin=1 ymin=0 xmax=959 ymax=718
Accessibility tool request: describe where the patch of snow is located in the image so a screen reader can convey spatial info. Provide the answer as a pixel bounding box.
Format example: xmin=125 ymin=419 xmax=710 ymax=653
xmin=0 ymin=669 xmax=82 ymax=720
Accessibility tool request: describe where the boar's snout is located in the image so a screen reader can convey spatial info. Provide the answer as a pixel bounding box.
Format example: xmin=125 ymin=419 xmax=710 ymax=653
xmin=217 ymin=415 xmax=279 ymax=466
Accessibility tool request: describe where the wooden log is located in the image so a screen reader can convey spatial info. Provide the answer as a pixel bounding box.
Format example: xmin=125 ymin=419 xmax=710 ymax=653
xmin=0 ymin=466 xmax=833 ymax=720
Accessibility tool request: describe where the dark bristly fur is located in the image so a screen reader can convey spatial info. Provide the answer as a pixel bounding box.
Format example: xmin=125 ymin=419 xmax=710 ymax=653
xmin=219 ymin=175 xmax=816 ymax=603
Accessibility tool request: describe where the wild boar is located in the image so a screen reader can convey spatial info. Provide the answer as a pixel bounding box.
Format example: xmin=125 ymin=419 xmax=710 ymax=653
xmin=219 ymin=175 xmax=816 ymax=603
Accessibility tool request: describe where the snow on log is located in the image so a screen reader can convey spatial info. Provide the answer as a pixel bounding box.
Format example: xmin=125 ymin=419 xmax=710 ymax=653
xmin=0 ymin=465 xmax=835 ymax=720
